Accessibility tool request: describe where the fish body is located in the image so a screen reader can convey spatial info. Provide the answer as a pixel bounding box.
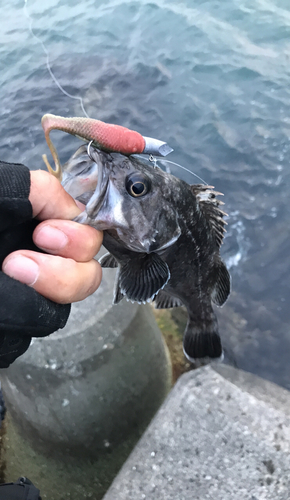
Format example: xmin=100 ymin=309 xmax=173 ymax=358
xmin=62 ymin=145 xmax=231 ymax=361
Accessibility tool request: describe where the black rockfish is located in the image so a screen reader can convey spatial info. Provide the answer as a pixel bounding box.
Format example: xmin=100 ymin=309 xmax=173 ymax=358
xmin=60 ymin=145 xmax=231 ymax=360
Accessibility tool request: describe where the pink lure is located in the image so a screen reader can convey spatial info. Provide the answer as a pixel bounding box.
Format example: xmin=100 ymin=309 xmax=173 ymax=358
xmin=41 ymin=113 xmax=146 ymax=179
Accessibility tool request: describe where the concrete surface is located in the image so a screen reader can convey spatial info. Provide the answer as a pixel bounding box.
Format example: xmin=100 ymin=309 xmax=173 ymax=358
xmin=0 ymin=265 xmax=172 ymax=458
xmin=103 ymin=364 xmax=290 ymax=500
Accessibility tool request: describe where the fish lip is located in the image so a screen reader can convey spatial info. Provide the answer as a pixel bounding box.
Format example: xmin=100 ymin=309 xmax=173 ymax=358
xmin=82 ymin=147 xmax=110 ymax=222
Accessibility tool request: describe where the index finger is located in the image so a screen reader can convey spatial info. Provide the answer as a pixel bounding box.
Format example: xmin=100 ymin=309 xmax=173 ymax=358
xmin=29 ymin=170 xmax=82 ymax=221
xmin=33 ymin=219 xmax=103 ymax=262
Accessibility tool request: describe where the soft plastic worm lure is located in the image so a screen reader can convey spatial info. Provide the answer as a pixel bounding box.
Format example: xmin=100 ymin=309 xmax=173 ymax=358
xmin=41 ymin=113 xmax=173 ymax=179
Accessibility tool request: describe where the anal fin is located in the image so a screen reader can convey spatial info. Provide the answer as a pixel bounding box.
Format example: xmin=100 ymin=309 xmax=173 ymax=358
xmin=211 ymin=260 xmax=231 ymax=307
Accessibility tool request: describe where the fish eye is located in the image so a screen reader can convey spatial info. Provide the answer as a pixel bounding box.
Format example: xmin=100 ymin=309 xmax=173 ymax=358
xmin=125 ymin=173 xmax=151 ymax=197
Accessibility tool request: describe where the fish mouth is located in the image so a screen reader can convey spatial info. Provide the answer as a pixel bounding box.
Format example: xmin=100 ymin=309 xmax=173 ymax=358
xmin=74 ymin=146 xmax=109 ymax=226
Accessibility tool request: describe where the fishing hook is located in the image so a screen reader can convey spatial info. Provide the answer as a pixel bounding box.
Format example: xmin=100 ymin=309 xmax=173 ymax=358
xmin=87 ymin=140 xmax=95 ymax=160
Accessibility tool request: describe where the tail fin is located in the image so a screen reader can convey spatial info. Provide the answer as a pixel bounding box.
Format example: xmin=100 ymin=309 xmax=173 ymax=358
xmin=183 ymin=318 xmax=222 ymax=361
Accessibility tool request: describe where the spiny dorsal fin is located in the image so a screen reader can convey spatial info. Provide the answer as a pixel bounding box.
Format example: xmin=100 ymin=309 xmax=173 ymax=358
xmin=190 ymin=184 xmax=227 ymax=247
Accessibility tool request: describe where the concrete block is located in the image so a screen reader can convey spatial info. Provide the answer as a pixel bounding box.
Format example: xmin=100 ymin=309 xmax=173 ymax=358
xmin=1 ymin=266 xmax=172 ymax=458
xmin=103 ymin=364 xmax=290 ymax=500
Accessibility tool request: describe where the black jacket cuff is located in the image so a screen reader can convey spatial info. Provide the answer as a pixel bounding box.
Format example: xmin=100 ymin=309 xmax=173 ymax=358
xmin=0 ymin=162 xmax=32 ymax=231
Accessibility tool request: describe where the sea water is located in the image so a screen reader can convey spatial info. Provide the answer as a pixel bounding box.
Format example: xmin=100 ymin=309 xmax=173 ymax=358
xmin=1 ymin=0 xmax=290 ymax=388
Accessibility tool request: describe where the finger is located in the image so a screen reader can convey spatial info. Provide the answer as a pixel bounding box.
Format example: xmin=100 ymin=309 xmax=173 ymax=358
xmin=29 ymin=170 xmax=82 ymax=220
xmin=33 ymin=220 xmax=103 ymax=262
xmin=2 ymin=251 xmax=102 ymax=304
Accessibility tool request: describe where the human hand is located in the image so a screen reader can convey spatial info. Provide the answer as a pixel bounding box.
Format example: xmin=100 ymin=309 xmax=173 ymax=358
xmin=0 ymin=164 xmax=102 ymax=367
xmin=3 ymin=170 xmax=103 ymax=303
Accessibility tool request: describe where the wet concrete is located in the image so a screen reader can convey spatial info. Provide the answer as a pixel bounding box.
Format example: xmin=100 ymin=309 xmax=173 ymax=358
xmin=1 ymin=265 xmax=172 ymax=459
xmin=0 ymin=263 xmax=172 ymax=499
xmin=103 ymin=364 xmax=290 ymax=500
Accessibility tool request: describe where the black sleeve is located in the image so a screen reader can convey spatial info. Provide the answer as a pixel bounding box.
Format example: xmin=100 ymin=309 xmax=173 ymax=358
xmin=0 ymin=161 xmax=70 ymax=368
xmin=0 ymin=477 xmax=41 ymax=499
xmin=0 ymin=161 xmax=32 ymax=231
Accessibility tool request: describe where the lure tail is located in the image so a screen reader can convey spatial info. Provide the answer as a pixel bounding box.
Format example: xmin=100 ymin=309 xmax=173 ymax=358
xmin=183 ymin=312 xmax=222 ymax=361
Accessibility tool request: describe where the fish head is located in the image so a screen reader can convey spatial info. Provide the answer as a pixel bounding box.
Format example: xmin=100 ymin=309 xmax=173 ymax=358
xmin=71 ymin=148 xmax=182 ymax=253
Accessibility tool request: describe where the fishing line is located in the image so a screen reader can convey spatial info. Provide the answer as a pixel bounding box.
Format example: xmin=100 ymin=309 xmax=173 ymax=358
xmin=134 ymin=154 xmax=207 ymax=184
xmin=145 ymin=155 xmax=208 ymax=185
xmin=159 ymin=159 xmax=208 ymax=185
xmin=23 ymin=0 xmax=89 ymax=118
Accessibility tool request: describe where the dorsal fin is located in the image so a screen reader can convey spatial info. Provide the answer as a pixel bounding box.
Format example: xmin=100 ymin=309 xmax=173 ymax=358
xmin=190 ymin=184 xmax=227 ymax=247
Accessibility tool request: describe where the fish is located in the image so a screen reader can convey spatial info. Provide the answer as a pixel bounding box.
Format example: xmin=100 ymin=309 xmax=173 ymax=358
xmin=57 ymin=144 xmax=231 ymax=361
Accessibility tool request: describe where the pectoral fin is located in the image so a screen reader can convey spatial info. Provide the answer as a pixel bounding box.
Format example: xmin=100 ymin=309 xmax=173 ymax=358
xmin=154 ymin=290 xmax=183 ymax=309
xmin=119 ymin=254 xmax=170 ymax=303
